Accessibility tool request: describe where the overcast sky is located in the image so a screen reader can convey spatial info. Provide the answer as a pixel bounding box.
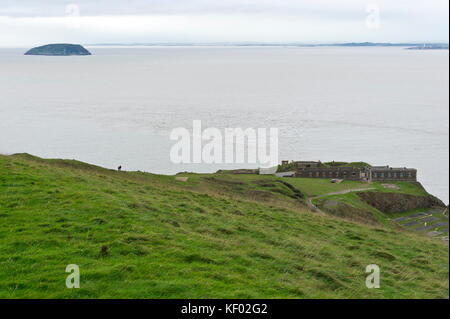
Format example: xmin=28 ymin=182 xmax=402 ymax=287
xmin=0 ymin=0 xmax=448 ymax=47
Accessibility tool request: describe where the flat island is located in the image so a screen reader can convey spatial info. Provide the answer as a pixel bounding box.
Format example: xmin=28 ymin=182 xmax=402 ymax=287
xmin=24 ymin=43 xmax=91 ymax=56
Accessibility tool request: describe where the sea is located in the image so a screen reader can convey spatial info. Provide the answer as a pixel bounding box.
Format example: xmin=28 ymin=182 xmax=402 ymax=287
xmin=0 ymin=46 xmax=448 ymax=203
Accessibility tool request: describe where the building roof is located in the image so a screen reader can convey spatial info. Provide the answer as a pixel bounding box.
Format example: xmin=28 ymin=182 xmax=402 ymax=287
xmin=369 ymin=166 xmax=416 ymax=171
xmin=293 ymin=161 xmax=320 ymax=163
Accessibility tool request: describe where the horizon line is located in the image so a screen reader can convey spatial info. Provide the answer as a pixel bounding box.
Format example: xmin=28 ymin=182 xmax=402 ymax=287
xmin=2 ymin=41 xmax=449 ymax=49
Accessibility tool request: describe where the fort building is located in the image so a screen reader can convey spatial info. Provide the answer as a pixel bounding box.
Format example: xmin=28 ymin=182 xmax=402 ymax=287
xmin=284 ymin=160 xmax=417 ymax=182
xmin=292 ymin=161 xmax=321 ymax=169
xmin=295 ymin=165 xmax=364 ymax=181
xmin=367 ymin=166 xmax=417 ymax=182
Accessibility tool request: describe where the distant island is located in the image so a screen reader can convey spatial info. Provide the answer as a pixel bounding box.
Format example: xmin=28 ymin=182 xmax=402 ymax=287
xmin=24 ymin=43 xmax=91 ymax=56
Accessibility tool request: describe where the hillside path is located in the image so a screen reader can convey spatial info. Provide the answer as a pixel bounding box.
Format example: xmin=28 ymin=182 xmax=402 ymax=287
xmin=306 ymin=187 xmax=376 ymax=215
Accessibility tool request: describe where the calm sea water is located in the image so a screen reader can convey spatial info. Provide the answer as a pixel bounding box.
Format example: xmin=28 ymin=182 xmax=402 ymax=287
xmin=1 ymin=46 xmax=448 ymax=203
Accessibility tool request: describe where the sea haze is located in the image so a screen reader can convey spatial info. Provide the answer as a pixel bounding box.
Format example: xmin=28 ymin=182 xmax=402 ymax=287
xmin=0 ymin=46 xmax=448 ymax=203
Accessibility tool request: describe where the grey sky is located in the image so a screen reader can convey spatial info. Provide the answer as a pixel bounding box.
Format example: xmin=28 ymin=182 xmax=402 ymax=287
xmin=0 ymin=0 xmax=448 ymax=46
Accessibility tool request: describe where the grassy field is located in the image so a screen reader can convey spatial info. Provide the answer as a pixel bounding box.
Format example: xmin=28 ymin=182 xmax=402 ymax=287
xmin=179 ymin=173 xmax=372 ymax=198
xmin=313 ymin=192 xmax=392 ymax=227
xmin=0 ymin=154 xmax=448 ymax=298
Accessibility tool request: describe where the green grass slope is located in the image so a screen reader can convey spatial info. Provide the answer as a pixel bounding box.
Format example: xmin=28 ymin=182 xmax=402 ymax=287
xmin=0 ymin=154 xmax=448 ymax=298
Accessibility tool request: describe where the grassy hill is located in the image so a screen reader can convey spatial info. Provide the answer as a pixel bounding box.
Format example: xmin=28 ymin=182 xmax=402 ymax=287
xmin=0 ymin=154 xmax=448 ymax=298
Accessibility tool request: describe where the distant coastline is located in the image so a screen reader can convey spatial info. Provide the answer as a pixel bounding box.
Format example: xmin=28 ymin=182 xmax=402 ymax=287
xmin=406 ymin=44 xmax=449 ymax=50
xmin=85 ymin=42 xmax=449 ymax=49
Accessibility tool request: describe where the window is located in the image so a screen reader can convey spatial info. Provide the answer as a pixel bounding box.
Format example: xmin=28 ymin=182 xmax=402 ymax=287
xmin=373 ymin=173 xmax=377 ymax=178
xmin=400 ymin=173 xmax=404 ymax=178
xmin=381 ymin=173 xmax=384 ymax=178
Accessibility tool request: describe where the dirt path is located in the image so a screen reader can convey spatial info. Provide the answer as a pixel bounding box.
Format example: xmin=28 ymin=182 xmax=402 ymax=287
xmin=306 ymin=187 xmax=376 ymax=215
